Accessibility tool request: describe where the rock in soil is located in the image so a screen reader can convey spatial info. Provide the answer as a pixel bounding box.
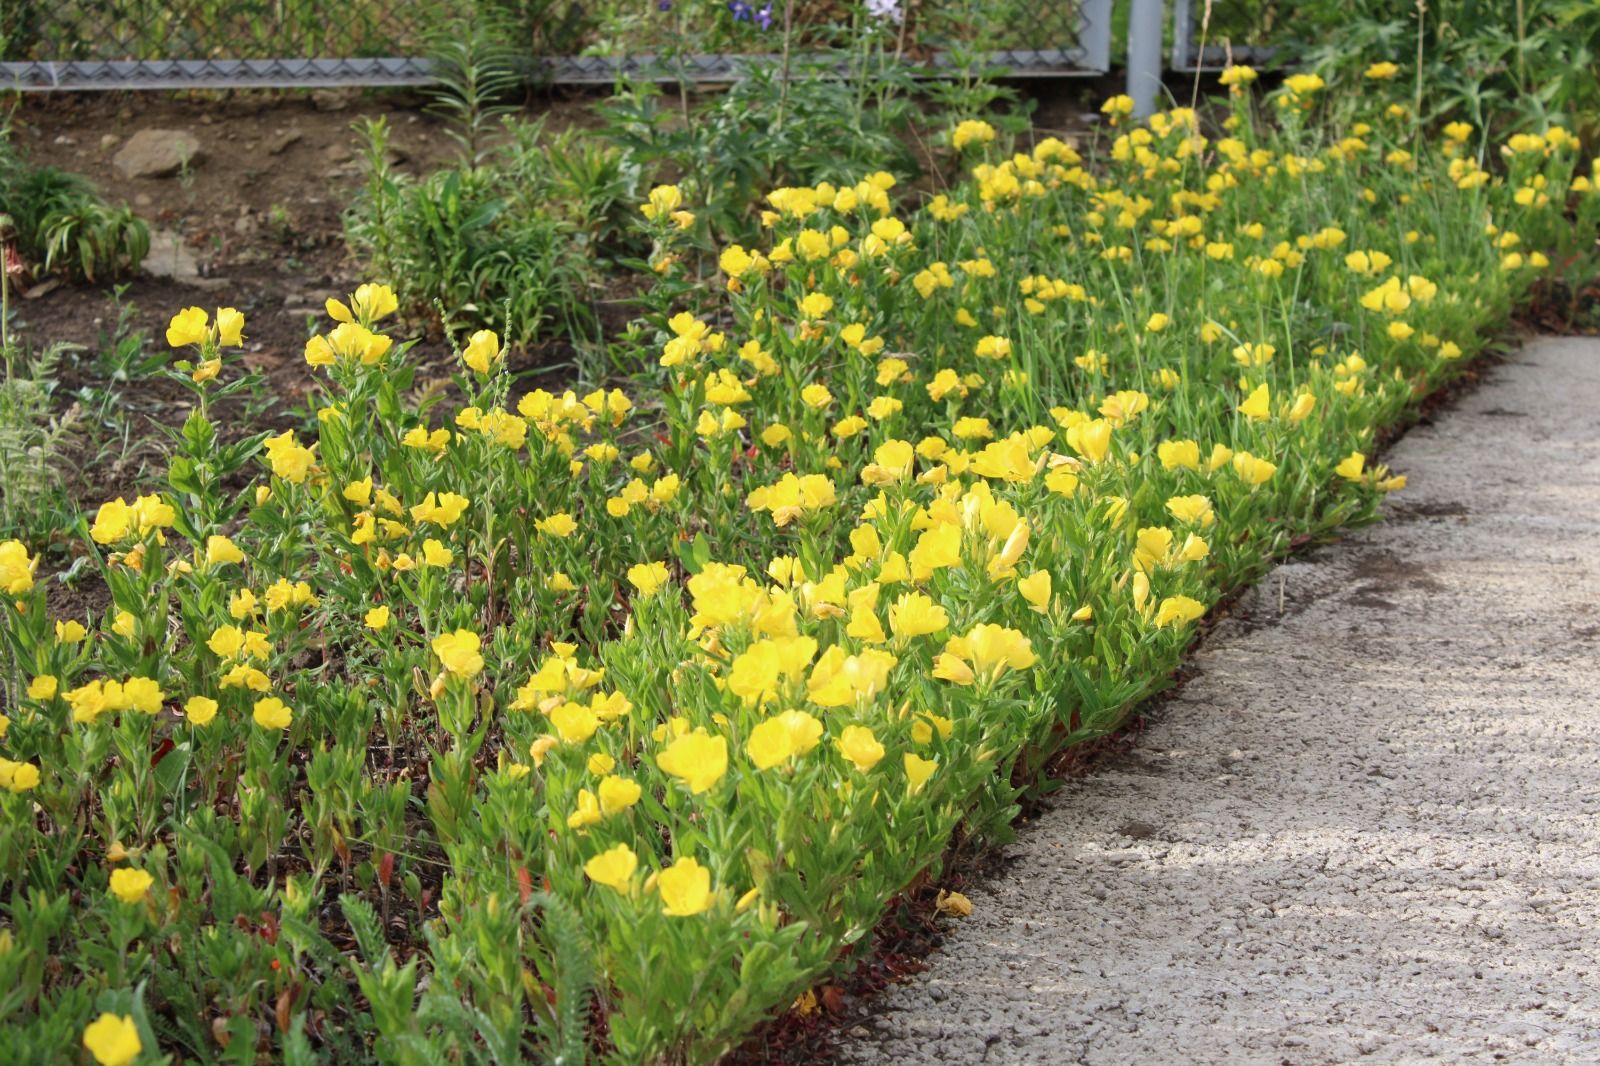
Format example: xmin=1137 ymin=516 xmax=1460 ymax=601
xmin=113 ymin=128 xmax=204 ymax=179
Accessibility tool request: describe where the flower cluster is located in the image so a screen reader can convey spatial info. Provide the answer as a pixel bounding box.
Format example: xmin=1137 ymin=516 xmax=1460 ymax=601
xmin=1 ymin=72 xmax=1592 ymax=1064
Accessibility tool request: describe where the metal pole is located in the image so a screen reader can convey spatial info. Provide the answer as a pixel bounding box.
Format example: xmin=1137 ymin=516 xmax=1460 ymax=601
xmin=1127 ymin=0 xmax=1164 ymax=119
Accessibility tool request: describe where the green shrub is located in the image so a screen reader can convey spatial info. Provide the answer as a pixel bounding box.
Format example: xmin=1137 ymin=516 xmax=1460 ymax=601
xmin=0 ymin=122 xmax=147 ymax=283
xmin=343 ymin=116 xmax=604 ymax=348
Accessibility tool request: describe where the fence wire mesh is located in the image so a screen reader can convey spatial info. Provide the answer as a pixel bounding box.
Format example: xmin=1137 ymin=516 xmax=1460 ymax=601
xmin=1 ymin=0 xmax=1111 ymax=90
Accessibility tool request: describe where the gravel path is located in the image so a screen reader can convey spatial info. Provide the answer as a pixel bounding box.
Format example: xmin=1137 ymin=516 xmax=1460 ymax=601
xmin=843 ymin=337 xmax=1600 ymax=1065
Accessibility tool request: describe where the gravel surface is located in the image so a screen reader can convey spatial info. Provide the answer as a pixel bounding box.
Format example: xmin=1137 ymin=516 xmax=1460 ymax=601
xmin=843 ymin=337 xmax=1600 ymax=1065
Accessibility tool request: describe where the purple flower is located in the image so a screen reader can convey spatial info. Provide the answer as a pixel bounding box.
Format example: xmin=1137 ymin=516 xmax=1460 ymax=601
xmin=657 ymin=0 xmax=671 ymax=10
xmin=755 ymin=3 xmax=773 ymax=28
xmin=865 ymin=0 xmax=902 ymax=22
xmin=727 ymin=0 xmax=752 ymax=20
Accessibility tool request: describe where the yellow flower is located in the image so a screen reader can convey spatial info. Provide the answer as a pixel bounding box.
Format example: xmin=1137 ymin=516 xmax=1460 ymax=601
xmin=123 ymin=676 xmax=164 ymax=714
xmin=1158 ymin=439 xmax=1200 ymax=471
xmin=0 ymin=759 xmax=40 ymax=792
xmin=253 ymin=696 xmax=293 ymax=729
xmin=365 ymin=605 xmax=390 ymax=630
xmin=549 ymin=701 xmax=600 ymax=744
xmin=205 ymin=534 xmax=245 ymax=567
xmin=641 ymin=184 xmax=683 ymax=220
xmin=1065 ymin=419 xmax=1112 ymax=464
xmin=1145 ymin=312 xmax=1170 ymax=332
xmin=215 ymin=306 xmax=245 ymax=346
xmin=567 ymin=789 xmax=602 ymax=829
xmin=108 ymin=866 xmax=153 ymax=904
xmin=598 ymin=775 xmax=642 ymax=815
xmin=584 ymin=843 xmax=638 ymax=891
xmin=951 ymin=119 xmax=997 ymax=150
xmin=208 ymin=624 xmax=245 ymax=659
xmin=1154 ymin=595 xmax=1206 ymax=628
xmin=112 ymin=611 xmax=136 ymax=639
xmin=964 ymin=624 xmax=1038 ymax=675
xmin=1364 ymin=61 xmax=1399 ymax=80
xmin=888 ymin=591 xmax=949 ymax=638
xmin=28 ymin=675 xmax=58 ymax=700
xmin=463 ymin=329 xmax=501 ymax=374
xmin=627 ymin=561 xmax=670 ymax=596
xmin=432 ymin=629 xmax=484 ymax=678
xmin=658 ymin=855 xmax=713 ymax=916
xmin=165 ymin=306 xmax=209 ymax=348
xmin=55 ymin=618 xmax=87 ymax=643
xmin=1335 ymin=452 xmax=1367 ymax=481
xmin=657 ymin=728 xmax=728 ymax=794
xmin=1238 ymin=383 xmax=1270 ymax=420
xmin=83 ymin=1013 xmax=142 ymax=1066
xmin=746 ymin=710 xmax=823 ymax=769
xmin=0 ymin=539 xmax=36 ymax=594
xmin=422 ymin=539 xmax=454 ymax=568
xmin=1231 ymin=451 xmax=1278 ymax=485
xmin=350 ymin=282 xmax=399 ymax=322
xmin=836 ymin=724 xmax=885 ymax=772
xmin=184 ymin=695 xmax=218 ymax=726
xmin=904 ymin=752 xmax=938 ymax=794
xmin=263 ymin=430 xmax=315 ymax=484
xmin=536 ymin=513 xmax=578 ymax=538
xmin=1017 ymin=570 xmax=1051 ymax=612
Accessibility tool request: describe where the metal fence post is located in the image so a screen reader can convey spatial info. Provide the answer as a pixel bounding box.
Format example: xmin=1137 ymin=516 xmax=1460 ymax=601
xmin=1127 ymin=0 xmax=1164 ymax=118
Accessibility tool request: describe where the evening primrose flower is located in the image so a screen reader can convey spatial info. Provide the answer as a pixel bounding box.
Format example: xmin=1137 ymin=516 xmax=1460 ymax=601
xmin=837 ymin=724 xmax=886 ymax=772
xmin=215 ymin=306 xmax=245 ymax=346
xmin=657 ymin=729 xmax=728 ymax=793
xmin=888 ymin=591 xmax=949 ymax=638
xmin=422 ymin=539 xmax=454 ymax=568
xmin=82 ymin=1013 xmax=142 ymax=1066
xmin=1154 ymin=595 xmax=1206 ymax=628
xmin=432 ymin=630 xmax=484 ymax=678
xmin=463 ymin=329 xmax=501 ymax=374
xmin=746 ymin=710 xmax=824 ymax=769
xmin=410 ymin=491 xmax=469 ymax=527
xmin=108 ymin=866 xmax=153 ymax=904
xmin=598 ymin=775 xmax=642 ymax=815
xmin=253 ymin=697 xmax=293 ymax=729
xmin=1158 ymin=439 xmax=1201 ymax=471
xmin=1166 ymin=495 xmax=1215 ymax=527
xmin=205 ymin=534 xmax=245 ymax=567
xmin=584 ymin=843 xmax=638 ymax=891
xmin=0 ymin=759 xmax=40 ymax=792
xmin=184 ymin=695 xmax=218 ymax=726
xmin=166 ymin=306 xmax=209 ymax=348
xmin=0 ymin=539 xmax=36 ymax=594
xmin=1335 ymin=452 xmax=1367 ymax=480
xmin=628 ymin=561 xmax=671 ymax=596
xmin=658 ymin=856 xmax=713 ymax=916
xmin=365 ymin=605 xmax=390 ymax=630
xmin=1238 ymin=383 xmax=1271 ymax=420
xmin=536 ymin=513 xmax=578 ymax=538
xmin=640 ymin=184 xmax=683 ymax=220
xmin=263 ymin=430 xmax=315 ymax=484
xmin=964 ymin=624 xmax=1038 ymax=675
xmin=56 ymin=619 xmax=87 ymax=643
xmin=1231 ymin=451 xmax=1278 ymax=485
xmin=28 ymin=675 xmax=58 ymax=700
xmin=904 ymin=752 xmax=938 ymax=794
xmin=1017 ymin=570 xmax=1051 ymax=612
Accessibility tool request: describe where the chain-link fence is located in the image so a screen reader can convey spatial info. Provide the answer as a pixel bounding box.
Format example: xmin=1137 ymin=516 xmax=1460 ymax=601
xmin=1170 ymin=0 xmax=1277 ymax=71
xmin=1 ymin=0 xmax=1113 ymax=90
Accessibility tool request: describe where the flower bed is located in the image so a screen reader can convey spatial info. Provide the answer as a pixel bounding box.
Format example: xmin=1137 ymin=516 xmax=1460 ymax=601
xmin=2 ymin=77 xmax=1594 ymax=1064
